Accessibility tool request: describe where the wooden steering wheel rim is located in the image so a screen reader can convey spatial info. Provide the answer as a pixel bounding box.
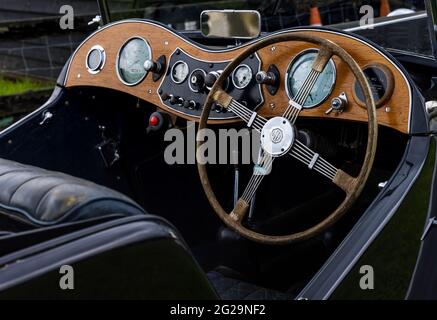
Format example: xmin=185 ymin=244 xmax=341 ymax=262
xmin=197 ymin=31 xmax=378 ymax=245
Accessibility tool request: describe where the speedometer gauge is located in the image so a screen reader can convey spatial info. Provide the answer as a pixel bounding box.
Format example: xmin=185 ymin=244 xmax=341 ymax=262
xmin=117 ymin=37 xmax=151 ymax=86
xmin=286 ymin=49 xmax=336 ymax=108
xmin=232 ymin=64 xmax=253 ymax=89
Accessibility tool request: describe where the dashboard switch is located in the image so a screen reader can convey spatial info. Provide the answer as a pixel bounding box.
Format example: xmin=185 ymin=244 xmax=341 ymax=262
xmin=144 ymin=59 xmax=162 ymax=74
xmin=147 ymin=112 xmax=165 ymax=132
xmin=149 ymin=114 xmax=160 ymax=127
xmin=160 ymin=92 xmax=171 ymax=101
xmin=144 ymin=55 xmax=166 ymax=82
xmin=256 ymin=71 xmax=276 ymax=85
xmin=255 ymin=64 xmax=280 ymax=95
xmin=326 ymin=92 xmax=348 ymax=115
xmin=189 ymin=100 xmax=198 ymax=110
xmin=205 ymin=71 xmax=219 ymax=88
xmin=169 ymin=95 xmax=179 ymax=105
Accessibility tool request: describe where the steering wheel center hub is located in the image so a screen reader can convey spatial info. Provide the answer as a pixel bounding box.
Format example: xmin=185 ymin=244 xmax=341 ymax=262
xmin=260 ymin=117 xmax=295 ymax=157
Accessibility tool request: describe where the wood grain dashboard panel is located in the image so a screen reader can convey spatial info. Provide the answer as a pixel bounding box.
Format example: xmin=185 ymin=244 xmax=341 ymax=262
xmin=64 ymin=20 xmax=411 ymax=133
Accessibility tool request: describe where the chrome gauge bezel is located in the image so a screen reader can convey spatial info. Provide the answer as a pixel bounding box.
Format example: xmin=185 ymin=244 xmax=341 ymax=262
xmin=86 ymin=45 xmax=106 ymax=74
xmin=232 ymin=64 xmax=253 ymax=89
xmin=285 ymin=48 xmax=336 ymax=109
xmin=116 ymin=36 xmax=152 ymax=86
xmin=188 ymin=68 xmax=207 ymax=92
xmin=171 ymin=60 xmax=190 ymax=84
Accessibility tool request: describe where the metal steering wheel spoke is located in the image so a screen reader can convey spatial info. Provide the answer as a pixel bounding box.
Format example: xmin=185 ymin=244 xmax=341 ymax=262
xmin=212 ymin=89 xmax=267 ymax=132
xmin=283 ymin=45 xmax=334 ymax=123
xmin=230 ymin=151 xmax=274 ymax=223
xmin=289 ymin=140 xmax=354 ymax=194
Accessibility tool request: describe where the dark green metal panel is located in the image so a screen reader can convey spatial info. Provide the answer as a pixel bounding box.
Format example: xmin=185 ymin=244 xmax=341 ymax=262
xmin=331 ymin=137 xmax=436 ymax=299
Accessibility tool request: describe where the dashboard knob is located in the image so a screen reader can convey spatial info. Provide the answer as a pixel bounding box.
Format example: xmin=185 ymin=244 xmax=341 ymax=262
xmin=169 ymin=95 xmax=179 ymax=105
xmin=190 ymin=70 xmax=206 ymax=92
xmin=188 ymin=100 xmax=197 ymax=110
xmin=326 ymin=92 xmax=348 ymax=115
xmin=256 ymin=71 xmax=277 ymax=86
xmin=160 ymin=92 xmax=171 ymax=101
xmin=144 ymin=59 xmax=162 ymax=73
xmin=205 ymin=72 xmax=219 ymax=88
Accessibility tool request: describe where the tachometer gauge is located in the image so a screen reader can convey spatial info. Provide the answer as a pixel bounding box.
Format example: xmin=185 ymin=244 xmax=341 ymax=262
xmin=286 ymin=49 xmax=336 ymax=108
xmin=232 ymin=64 xmax=253 ymax=89
xmin=117 ymin=37 xmax=151 ymax=86
xmin=171 ymin=61 xmax=189 ymax=84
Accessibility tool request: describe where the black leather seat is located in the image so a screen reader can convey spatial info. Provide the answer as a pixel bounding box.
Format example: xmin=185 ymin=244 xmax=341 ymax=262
xmin=0 ymin=158 xmax=144 ymax=226
xmin=0 ymin=158 xmax=291 ymax=299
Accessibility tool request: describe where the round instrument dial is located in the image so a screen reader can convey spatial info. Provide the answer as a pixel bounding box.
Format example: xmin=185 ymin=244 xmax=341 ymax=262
xmin=232 ymin=64 xmax=253 ymax=89
xmin=117 ymin=37 xmax=151 ymax=86
xmin=353 ymin=64 xmax=394 ymax=108
xmin=286 ymin=49 xmax=336 ymax=108
xmin=171 ymin=61 xmax=189 ymax=84
xmin=86 ymin=45 xmax=105 ymax=74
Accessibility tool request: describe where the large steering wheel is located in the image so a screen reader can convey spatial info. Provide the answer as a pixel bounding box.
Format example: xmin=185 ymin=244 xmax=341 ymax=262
xmin=197 ymin=32 xmax=378 ymax=245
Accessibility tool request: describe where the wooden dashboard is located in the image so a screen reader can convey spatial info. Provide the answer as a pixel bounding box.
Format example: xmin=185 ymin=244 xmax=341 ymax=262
xmin=64 ymin=20 xmax=412 ymax=134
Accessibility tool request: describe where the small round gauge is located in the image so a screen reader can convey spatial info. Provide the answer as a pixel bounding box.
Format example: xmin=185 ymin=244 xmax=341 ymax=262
xmin=353 ymin=64 xmax=394 ymax=108
xmin=117 ymin=37 xmax=151 ymax=86
xmin=232 ymin=64 xmax=253 ymax=89
xmin=286 ymin=49 xmax=336 ymax=108
xmin=171 ymin=61 xmax=189 ymax=84
xmin=86 ymin=45 xmax=105 ymax=74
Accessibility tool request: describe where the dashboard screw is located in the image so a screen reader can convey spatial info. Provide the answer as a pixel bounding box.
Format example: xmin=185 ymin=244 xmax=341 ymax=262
xmin=385 ymin=106 xmax=391 ymax=112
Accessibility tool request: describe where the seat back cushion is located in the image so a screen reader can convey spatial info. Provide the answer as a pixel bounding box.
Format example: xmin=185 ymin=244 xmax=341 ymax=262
xmin=0 ymin=158 xmax=144 ymax=226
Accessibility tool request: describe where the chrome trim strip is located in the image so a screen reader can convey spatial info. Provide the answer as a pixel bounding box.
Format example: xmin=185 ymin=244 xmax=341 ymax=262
xmin=308 ymin=153 xmax=319 ymax=170
xmin=344 ymin=12 xmax=427 ymax=32
xmin=247 ymin=112 xmax=257 ymax=128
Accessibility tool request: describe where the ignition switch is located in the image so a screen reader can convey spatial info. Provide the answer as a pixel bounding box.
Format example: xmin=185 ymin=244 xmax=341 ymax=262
xmin=326 ymin=92 xmax=348 ymax=115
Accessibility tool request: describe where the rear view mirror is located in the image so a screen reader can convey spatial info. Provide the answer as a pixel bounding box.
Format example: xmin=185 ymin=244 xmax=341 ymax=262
xmin=200 ymin=10 xmax=261 ymax=39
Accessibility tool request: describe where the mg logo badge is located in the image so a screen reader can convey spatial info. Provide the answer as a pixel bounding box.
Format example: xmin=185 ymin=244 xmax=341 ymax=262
xmin=270 ymin=128 xmax=283 ymax=144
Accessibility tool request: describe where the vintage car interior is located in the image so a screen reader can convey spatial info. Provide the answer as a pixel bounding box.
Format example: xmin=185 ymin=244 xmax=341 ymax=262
xmin=0 ymin=1 xmax=434 ymax=299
